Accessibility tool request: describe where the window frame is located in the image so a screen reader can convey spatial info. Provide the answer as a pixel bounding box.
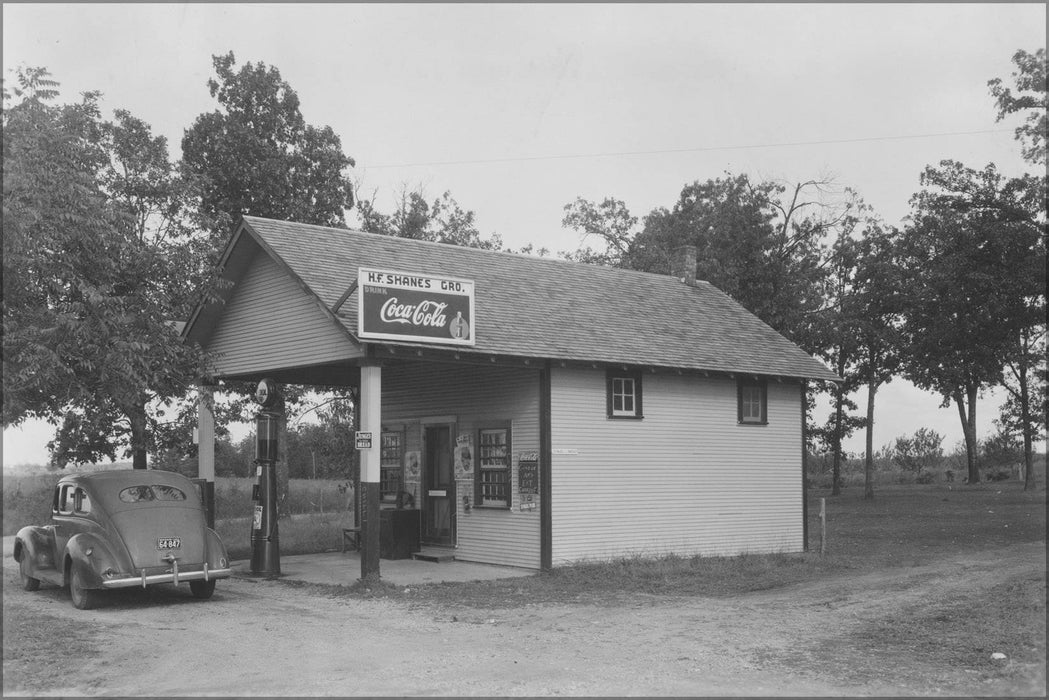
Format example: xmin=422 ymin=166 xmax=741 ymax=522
xmin=606 ymin=368 xmax=644 ymax=419
xmin=475 ymin=423 xmax=512 ymax=509
xmin=379 ymin=429 xmax=405 ymax=503
xmin=737 ymin=377 xmax=769 ymax=425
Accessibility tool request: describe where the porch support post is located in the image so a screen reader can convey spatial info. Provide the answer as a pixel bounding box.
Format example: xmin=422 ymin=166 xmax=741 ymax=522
xmin=197 ymin=381 xmax=216 ymax=528
xmin=540 ymin=362 xmax=552 ymax=570
xmin=801 ymin=380 xmax=809 ymax=553
xmin=359 ymin=358 xmax=382 ymax=583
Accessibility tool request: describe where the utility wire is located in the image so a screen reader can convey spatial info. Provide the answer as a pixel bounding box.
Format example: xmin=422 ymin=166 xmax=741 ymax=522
xmin=362 ymin=128 xmax=1013 ymax=170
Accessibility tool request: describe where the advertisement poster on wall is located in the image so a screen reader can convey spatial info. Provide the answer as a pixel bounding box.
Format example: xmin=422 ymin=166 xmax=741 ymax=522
xmin=358 ymin=268 xmax=475 ymax=346
xmin=518 ymin=451 xmax=539 ymax=512
xmin=454 ymin=434 xmax=474 ymax=480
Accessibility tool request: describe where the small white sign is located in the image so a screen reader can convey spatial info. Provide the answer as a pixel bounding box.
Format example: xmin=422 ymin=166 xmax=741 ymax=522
xmin=355 ymin=431 xmax=373 ymax=449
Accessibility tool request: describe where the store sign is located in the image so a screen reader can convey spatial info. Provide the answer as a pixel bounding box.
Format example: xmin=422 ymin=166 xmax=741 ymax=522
xmin=518 ymin=452 xmax=539 ymax=496
xmin=357 ymin=268 xmax=475 ymax=346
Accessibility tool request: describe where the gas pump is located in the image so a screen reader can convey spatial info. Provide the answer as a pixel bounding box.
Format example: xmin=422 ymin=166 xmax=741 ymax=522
xmin=250 ymin=378 xmax=282 ymax=576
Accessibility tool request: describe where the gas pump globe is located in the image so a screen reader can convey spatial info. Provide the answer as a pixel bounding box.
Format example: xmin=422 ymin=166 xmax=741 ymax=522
xmin=250 ymin=378 xmax=282 ymax=576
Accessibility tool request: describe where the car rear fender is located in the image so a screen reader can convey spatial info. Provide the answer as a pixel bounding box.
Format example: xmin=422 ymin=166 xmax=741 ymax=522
xmin=14 ymin=525 xmax=56 ymax=571
xmin=65 ymin=533 xmax=122 ymax=590
xmin=204 ymin=527 xmax=230 ymax=568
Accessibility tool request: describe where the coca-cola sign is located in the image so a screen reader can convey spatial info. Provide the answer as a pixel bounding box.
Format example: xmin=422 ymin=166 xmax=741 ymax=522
xmin=357 ymin=268 xmax=475 ymax=346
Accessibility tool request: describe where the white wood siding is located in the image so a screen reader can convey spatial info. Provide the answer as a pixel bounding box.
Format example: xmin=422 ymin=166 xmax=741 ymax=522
xmin=549 ymin=368 xmax=803 ymax=565
xmin=206 ymin=250 xmax=361 ymax=375
xmin=381 ymin=363 xmax=541 ymax=569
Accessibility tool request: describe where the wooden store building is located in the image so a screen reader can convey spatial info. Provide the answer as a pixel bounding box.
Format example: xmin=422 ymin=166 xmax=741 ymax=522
xmin=182 ymin=216 xmax=838 ymax=575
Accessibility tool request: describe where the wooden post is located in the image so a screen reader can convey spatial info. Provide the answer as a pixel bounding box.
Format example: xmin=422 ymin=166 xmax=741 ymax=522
xmin=359 ymin=360 xmax=382 ymax=584
xmin=819 ymin=497 xmax=826 ymax=556
xmin=197 ymin=382 xmax=216 ymax=528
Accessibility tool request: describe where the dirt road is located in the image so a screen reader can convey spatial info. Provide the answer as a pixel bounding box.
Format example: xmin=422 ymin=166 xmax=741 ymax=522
xmin=3 ymin=542 xmax=1045 ymax=697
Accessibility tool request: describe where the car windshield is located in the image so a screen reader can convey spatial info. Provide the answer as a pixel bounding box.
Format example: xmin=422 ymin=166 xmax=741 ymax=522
xmin=118 ymin=485 xmax=187 ymax=503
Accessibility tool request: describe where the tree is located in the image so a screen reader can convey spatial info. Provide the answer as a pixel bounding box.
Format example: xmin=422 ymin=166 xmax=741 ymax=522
xmin=988 ymin=48 xmax=1047 ymax=166
xmin=898 ymin=161 xmax=1044 ymax=484
xmin=988 ymin=47 xmax=1047 ymax=490
xmin=3 ymin=67 xmax=204 ymax=468
xmin=563 ymin=174 xmax=843 ymax=353
xmin=355 ymin=186 xmax=504 ymax=250
xmin=997 ymin=336 xmax=1047 ymax=490
xmin=810 ymin=214 xmax=868 ymax=496
xmin=850 ymin=216 xmax=905 ymax=499
xmin=561 ymin=196 xmax=638 ymax=266
xmin=181 ymin=52 xmax=356 ymax=238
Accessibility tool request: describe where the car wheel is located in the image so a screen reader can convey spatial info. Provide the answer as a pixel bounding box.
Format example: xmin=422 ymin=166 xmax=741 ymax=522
xmin=69 ymin=566 xmax=100 ymax=610
xmin=19 ymin=556 xmax=41 ymax=592
xmin=190 ymin=579 xmax=216 ymax=599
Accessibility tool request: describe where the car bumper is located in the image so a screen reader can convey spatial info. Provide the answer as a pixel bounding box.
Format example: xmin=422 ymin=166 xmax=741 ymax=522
xmin=101 ymin=563 xmax=232 ymax=589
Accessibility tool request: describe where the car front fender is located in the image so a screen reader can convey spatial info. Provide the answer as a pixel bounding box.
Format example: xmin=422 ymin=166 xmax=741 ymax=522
xmin=65 ymin=533 xmax=123 ymax=589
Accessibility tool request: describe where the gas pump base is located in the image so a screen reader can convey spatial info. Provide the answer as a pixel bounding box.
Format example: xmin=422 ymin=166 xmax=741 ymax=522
xmin=249 ymin=538 xmax=282 ymax=577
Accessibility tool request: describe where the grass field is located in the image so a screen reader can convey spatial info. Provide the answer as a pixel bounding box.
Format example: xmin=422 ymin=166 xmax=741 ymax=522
xmin=375 ymin=480 xmax=1046 ymax=606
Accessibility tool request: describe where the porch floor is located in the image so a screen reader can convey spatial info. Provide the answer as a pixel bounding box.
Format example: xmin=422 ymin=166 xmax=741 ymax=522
xmin=231 ymin=549 xmax=535 ymax=587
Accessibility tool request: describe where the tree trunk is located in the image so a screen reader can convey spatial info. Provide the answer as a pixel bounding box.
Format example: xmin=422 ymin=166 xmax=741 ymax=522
xmin=128 ymin=400 xmax=148 ymax=470
xmin=831 ymin=386 xmax=844 ymax=496
xmin=1017 ymin=351 xmax=1035 ymax=491
xmin=864 ymin=378 xmax=877 ymax=500
xmin=953 ymin=387 xmax=980 ymax=484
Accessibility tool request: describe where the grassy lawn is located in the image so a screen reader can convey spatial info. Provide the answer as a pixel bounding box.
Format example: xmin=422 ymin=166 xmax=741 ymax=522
xmin=286 ymin=480 xmax=1046 ymax=609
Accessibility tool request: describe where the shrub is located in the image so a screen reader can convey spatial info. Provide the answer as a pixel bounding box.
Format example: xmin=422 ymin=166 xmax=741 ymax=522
xmin=981 ymin=430 xmax=1023 ymax=470
xmin=985 ymin=468 xmax=1013 ymax=482
xmin=915 ymin=471 xmax=935 ymax=485
xmin=891 ymin=428 xmax=945 ymax=473
xmin=3 ymin=473 xmax=58 ymax=535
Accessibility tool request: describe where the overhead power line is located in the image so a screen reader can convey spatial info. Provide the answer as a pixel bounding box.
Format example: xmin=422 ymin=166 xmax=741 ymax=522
xmin=362 ymin=128 xmax=1013 ymax=170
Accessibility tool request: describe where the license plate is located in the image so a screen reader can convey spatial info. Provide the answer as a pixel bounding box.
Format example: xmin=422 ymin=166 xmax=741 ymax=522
xmin=157 ymin=537 xmax=182 ymax=550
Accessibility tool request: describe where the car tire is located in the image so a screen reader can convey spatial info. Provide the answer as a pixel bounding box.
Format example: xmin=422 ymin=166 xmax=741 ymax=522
xmin=190 ymin=579 xmax=216 ymax=599
xmin=19 ymin=556 xmax=41 ymax=592
xmin=69 ymin=566 xmax=100 ymax=610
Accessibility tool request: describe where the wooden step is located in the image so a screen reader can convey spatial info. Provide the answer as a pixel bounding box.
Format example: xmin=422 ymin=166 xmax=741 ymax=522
xmin=412 ymin=549 xmax=455 ymax=563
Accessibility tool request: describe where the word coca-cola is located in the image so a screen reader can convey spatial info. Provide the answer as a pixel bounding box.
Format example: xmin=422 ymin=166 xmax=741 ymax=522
xmin=380 ymin=297 xmax=449 ymax=328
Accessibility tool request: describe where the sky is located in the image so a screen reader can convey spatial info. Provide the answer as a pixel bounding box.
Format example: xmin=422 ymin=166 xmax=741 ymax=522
xmin=2 ymin=3 xmax=1046 ymax=468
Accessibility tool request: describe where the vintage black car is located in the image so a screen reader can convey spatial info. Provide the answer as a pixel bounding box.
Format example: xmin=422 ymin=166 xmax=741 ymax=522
xmin=14 ymin=469 xmax=231 ymax=609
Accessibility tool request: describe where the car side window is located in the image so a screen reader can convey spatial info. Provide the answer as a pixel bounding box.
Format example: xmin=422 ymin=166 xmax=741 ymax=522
xmin=74 ymin=488 xmax=92 ymax=515
xmin=57 ymin=485 xmax=77 ymax=515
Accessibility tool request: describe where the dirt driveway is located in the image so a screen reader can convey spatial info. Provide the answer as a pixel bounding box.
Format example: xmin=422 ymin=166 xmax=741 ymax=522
xmin=3 ymin=541 xmax=1045 ymax=697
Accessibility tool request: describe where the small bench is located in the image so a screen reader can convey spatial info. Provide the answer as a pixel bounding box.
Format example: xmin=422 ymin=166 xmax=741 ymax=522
xmin=341 ymin=527 xmax=361 ymax=553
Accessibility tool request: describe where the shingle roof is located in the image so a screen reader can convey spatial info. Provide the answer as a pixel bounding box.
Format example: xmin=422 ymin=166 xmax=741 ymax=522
xmin=237 ymin=216 xmax=838 ymax=381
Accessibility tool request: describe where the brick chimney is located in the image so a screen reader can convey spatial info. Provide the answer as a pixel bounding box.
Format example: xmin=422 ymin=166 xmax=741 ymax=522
xmin=670 ymin=245 xmax=697 ymax=286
